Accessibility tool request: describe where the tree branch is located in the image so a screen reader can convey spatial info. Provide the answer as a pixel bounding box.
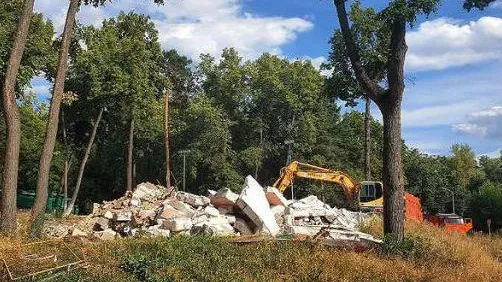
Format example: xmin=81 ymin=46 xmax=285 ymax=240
xmin=333 ymin=0 xmax=383 ymax=103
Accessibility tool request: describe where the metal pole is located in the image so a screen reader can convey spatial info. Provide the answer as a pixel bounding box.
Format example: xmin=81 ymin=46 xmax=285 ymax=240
xmin=182 ymin=152 xmax=186 ymax=192
xmin=452 ymin=192 xmax=455 ymax=214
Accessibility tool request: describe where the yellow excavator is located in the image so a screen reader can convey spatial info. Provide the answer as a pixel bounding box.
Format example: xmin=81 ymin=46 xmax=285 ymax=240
xmin=272 ymin=161 xmax=383 ymax=210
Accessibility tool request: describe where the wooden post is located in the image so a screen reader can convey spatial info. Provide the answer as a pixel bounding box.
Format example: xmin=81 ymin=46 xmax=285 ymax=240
xmin=164 ymin=91 xmax=171 ymax=189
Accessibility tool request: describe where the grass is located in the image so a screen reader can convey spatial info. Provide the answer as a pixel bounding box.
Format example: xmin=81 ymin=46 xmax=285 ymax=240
xmin=1 ymin=214 xmax=501 ymax=282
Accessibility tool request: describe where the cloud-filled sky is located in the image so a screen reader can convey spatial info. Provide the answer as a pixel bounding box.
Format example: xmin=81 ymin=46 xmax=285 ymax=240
xmin=30 ymin=0 xmax=502 ymax=157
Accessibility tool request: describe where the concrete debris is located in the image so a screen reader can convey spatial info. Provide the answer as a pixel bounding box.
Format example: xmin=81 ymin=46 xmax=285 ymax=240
xmin=210 ymin=188 xmax=239 ymax=207
xmin=265 ymin=187 xmax=290 ymax=206
xmin=237 ymin=176 xmax=280 ymax=236
xmin=163 ymin=218 xmax=193 ymax=232
xmin=233 ymin=217 xmax=254 ymax=235
xmin=57 ymin=178 xmax=379 ymax=245
xmin=132 ymin=182 xmax=168 ymax=202
xmin=176 ymin=191 xmax=210 ymax=208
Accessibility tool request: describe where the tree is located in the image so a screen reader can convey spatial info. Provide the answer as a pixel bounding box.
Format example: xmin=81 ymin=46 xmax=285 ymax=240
xmin=463 ymin=0 xmax=498 ymax=10
xmin=1 ymin=0 xmax=35 ymax=234
xmin=332 ymin=0 xmax=440 ymax=242
xmin=65 ymin=12 xmax=167 ymax=202
xmin=468 ymin=181 xmax=502 ymax=232
xmin=451 ymin=143 xmax=477 ymax=190
xmin=479 ymin=154 xmax=502 ymax=184
xmin=325 ymin=3 xmax=388 ymax=181
xmin=63 ymin=107 xmax=103 ymax=217
xmin=30 ymin=0 xmax=80 ymax=238
xmin=404 ymin=148 xmax=454 ymax=214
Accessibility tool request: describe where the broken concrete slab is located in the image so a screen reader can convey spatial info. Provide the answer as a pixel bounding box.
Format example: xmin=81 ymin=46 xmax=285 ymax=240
xmin=165 ymin=199 xmax=196 ymax=217
xmin=236 ymin=175 xmax=280 ymax=236
xmin=203 ymin=206 xmax=220 ymax=217
xmin=159 ymin=205 xmax=184 ymax=219
xmin=116 ymin=211 xmax=133 ymax=222
xmin=176 ymin=191 xmax=210 ymax=208
xmin=104 ymin=210 xmax=115 ymax=220
xmin=162 ymin=217 xmax=193 ymax=232
xmin=147 ymin=225 xmax=171 ymax=237
xmin=133 ymin=182 xmax=167 ymax=202
xmin=210 ymin=188 xmax=239 ymax=208
xmin=265 ymin=187 xmax=290 ymax=206
xmin=233 ymin=217 xmax=254 ymax=235
xmin=91 ymin=217 xmax=109 ymax=231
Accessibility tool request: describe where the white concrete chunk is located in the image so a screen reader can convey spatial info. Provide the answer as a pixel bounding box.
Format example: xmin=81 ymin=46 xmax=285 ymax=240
xmin=163 ymin=218 xmax=193 ymax=232
xmin=211 ymin=188 xmax=239 ymax=208
xmin=236 ymin=176 xmax=280 ymax=236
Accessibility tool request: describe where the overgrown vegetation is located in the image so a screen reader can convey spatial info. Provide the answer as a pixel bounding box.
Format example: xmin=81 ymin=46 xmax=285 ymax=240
xmin=0 ymin=0 xmax=501 ymax=233
xmin=0 ymin=221 xmax=493 ymax=282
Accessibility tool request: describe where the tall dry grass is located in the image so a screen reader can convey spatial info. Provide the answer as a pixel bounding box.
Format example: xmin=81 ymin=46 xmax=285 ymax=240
xmin=1 ymin=214 xmax=501 ymax=282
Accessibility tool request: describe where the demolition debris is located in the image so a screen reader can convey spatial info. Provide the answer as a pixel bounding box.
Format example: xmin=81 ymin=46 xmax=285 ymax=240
xmin=46 ymin=176 xmax=381 ymax=244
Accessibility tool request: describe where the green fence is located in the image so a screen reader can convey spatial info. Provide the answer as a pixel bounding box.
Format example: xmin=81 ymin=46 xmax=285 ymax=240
xmin=17 ymin=191 xmax=79 ymax=214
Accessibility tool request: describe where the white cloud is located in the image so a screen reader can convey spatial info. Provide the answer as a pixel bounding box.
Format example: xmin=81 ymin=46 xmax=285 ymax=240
xmin=34 ymin=0 xmax=313 ymax=61
xmin=297 ymin=56 xmax=333 ymax=76
xmin=492 ymin=0 xmax=502 ymax=9
xmin=403 ymin=100 xmax=483 ymax=127
xmin=406 ymin=17 xmax=502 ymax=71
xmin=453 ymin=106 xmax=502 ymax=139
xmin=479 ymin=148 xmax=501 ymax=159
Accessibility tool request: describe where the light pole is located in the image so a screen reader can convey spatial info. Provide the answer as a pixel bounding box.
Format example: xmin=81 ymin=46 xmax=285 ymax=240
xmin=285 ymin=139 xmax=294 ymax=199
xmin=442 ymin=187 xmax=455 ymax=214
xmin=285 ymin=139 xmax=294 ymax=165
xmin=179 ymin=149 xmax=190 ymax=191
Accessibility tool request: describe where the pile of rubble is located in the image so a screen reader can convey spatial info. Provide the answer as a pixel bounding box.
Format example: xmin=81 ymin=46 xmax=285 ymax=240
xmin=60 ymin=176 xmax=380 ymax=244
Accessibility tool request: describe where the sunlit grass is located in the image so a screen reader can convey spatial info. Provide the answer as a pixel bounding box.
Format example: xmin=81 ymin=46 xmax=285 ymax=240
xmin=1 ymin=213 xmax=501 ymax=282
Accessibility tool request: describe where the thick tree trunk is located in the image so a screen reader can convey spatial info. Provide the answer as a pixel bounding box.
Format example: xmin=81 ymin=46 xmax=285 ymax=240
xmin=64 ymin=107 xmax=103 ymax=217
xmin=364 ymin=96 xmax=371 ymax=180
xmin=126 ymin=118 xmax=134 ymax=191
xmin=61 ymin=110 xmax=69 ymax=211
xmin=380 ymin=99 xmax=405 ymax=242
xmin=1 ymin=0 xmax=35 ymax=234
xmin=29 ymin=0 xmax=79 ymax=238
xmin=164 ymin=93 xmax=171 ymax=189
xmin=333 ymin=0 xmax=407 ymax=242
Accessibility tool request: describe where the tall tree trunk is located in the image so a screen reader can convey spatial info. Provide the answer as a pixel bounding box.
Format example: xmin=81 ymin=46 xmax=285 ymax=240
xmin=64 ymin=107 xmax=103 ymax=217
xmin=126 ymin=118 xmax=134 ymax=191
xmin=61 ymin=110 xmax=69 ymax=211
xmin=333 ymin=0 xmax=407 ymax=242
xmin=364 ymin=96 xmax=371 ymax=180
xmin=164 ymin=92 xmax=171 ymax=189
xmin=380 ymin=18 xmax=407 ymax=243
xmin=29 ymin=0 xmax=79 ymax=238
xmin=380 ymin=100 xmax=405 ymax=242
xmin=0 ymin=0 xmax=35 ymax=234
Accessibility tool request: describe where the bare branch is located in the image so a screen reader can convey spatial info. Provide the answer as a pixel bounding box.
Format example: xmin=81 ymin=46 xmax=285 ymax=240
xmin=333 ymin=0 xmax=383 ymax=103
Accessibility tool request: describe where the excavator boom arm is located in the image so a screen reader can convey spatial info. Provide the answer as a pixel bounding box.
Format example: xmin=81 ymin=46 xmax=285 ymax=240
xmin=273 ymin=161 xmax=360 ymax=201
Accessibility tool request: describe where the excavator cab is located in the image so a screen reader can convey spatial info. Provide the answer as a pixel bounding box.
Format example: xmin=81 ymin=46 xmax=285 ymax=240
xmin=359 ymin=181 xmax=383 ymax=203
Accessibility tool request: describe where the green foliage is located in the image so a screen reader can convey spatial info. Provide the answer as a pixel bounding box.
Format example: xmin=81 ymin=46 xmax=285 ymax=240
xmin=451 ymin=143 xmax=477 ymax=190
xmin=383 ymin=234 xmax=429 ymax=260
xmin=65 ymin=12 xmax=167 ymax=201
xmin=468 ymin=181 xmax=502 ymax=232
xmin=479 ymin=154 xmax=502 ymax=183
xmin=463 ymin=0 xmax=498 ymax=11
xmin=324 ymin=2 xmax=389 ymax=106
xmin=403 ymin=149 xmax=454 ymax=214
xmin=0 ymin=0 xmax=55 ymax=92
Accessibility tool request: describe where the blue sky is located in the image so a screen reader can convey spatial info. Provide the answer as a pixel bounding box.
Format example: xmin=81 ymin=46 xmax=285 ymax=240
xmin=31 ymin=0 xmax=502 ymax=157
